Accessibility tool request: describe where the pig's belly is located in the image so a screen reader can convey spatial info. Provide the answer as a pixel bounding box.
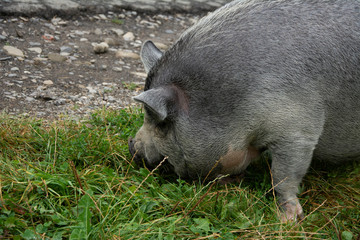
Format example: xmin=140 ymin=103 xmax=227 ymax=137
xmin=313 ymin=117 xmax=360 ymax=162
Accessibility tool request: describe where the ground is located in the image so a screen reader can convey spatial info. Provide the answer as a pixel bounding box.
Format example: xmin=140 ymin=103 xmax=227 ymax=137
xmin=0 ymin=11 xmax=199 ymax=118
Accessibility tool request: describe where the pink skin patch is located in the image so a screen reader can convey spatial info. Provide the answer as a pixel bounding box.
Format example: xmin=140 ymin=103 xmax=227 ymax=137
xmin=219 ymin=146 xmax=260 ymax=176
xmin=280 ymin=200 xmax=304 ymax=223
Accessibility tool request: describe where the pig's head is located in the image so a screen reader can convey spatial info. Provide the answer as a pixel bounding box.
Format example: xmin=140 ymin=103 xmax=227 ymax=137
xmin=128 ymin=41 xmax=259 ymax=180
xmin=128 ymin=41 xmax=188 ymax=176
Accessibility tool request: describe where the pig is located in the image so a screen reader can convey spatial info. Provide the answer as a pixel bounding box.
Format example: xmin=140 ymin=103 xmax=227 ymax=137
xmin=128 ymin=0 xmax=360 ymax=222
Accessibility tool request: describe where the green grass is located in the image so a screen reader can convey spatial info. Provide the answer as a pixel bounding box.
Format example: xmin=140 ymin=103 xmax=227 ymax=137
xmin=111 ymin=18 xmax=124 ymax=25
xmin=0 ymin=108 xmax=359 ymax=239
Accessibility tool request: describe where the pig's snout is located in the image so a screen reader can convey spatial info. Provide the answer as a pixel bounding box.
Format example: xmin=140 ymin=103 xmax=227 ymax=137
xmin=128 ymin=136 xmax=146 ymax=167
xmin=128 ymin=136 xmax=136 ymax=157
xmin=128 ymin=136 xmax=173 ymax=173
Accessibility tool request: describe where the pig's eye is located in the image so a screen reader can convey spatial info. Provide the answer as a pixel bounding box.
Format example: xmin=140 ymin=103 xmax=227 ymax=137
xmin=155 ymin=121 xmax=170 ymax=137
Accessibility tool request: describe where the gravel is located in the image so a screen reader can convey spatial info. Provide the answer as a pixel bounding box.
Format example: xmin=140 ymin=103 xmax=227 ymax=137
xmin=0 ymin=11 xmax=200 ymax=119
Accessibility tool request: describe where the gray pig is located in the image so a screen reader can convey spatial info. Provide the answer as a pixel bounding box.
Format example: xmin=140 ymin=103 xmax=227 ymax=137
xmin=128 ymin=0 xmax=360 ymax=221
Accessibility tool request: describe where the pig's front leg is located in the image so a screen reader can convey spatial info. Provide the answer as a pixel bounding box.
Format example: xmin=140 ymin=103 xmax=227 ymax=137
xmin=270 ymin=139 xmax=318 ymax=222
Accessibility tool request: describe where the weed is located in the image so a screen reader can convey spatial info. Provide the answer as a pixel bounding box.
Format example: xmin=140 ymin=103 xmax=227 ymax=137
xmin=122 ymin=82 xmax=139 ymax=91
xmin=111 ymin=18 xmax=124 ymax=25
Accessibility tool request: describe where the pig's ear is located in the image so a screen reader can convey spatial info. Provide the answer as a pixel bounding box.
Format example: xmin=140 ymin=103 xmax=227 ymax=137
xmin=140 ymin=40 xmax=163 ymax=73
xmin=133 ymin=88 xmax=171 ymax=121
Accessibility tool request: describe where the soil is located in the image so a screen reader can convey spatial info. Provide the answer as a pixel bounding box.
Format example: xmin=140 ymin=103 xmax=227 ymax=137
xmin=0 ymin=11 xmax=200 ymax=119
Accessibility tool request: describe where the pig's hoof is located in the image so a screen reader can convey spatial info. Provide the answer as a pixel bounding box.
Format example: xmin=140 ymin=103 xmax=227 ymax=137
xmin=279 ymin=201 xmax=304 ymax=223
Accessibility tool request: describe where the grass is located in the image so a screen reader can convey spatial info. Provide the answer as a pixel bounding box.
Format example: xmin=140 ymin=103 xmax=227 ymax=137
xmin=122 ymin=82 xmax=141 ymax=91
xmin=111 ymin=18 xmax=124 ymax=25
xmin=0 ymin=108 xmax=359 ymax=239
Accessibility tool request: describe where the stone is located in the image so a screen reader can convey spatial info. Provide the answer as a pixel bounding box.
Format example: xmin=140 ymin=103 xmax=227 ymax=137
xmin=154 ymin=42 xmax=168 ymax=50
xmin=104 ymin=37 xmax=116 ymax=46
xmin=43 ymin=80 xmax=54 ymax=85
xmin=94 ymin=28 xmax=102 ymax=35
xmin=10 ymin=67 xmax=20 ymax=72
xmin=74 ymin=30 xmax=86 ymax=35
xmin=86 ymin=86 xmax=97 ymax=94
xmin=54 ymin=98 xmax=67 ymax=105
xmin=112 ymin=67 xmax=123 ymax=72
xmin=48 ymin=53 xmax=67 ymax=62
xmin=0 ymin=35 xmax=6 ymax=41
xmin=123 ymin=32 xmax=135 ymax=41
xmin=3 ymin=46 xmax=24 ymax=57
xmin=131 ymin=71 xmax=147 ymax=78
xmin=51 ymin=17 xmax=67 ymax=26
xmin=60 ymin=46 xmax=72 ymax=53
xmin=5 ymin=95 xmax=16 ymax=100
xmin=25 ymin=97 xmax=35 ymax=102
xmin=111 ymin=28 xmax=124 ymax=37
xmin=28 ymin=47 xmax=42 ymax=54
xmin=93 ymin=42 xmax=109 ymax=54
xmin=106 ymin=96 xmax=116 ymax=102
xmin=33 ymin=57 xmax=48 ymax=65
xmin=29 ymin=42 xmax=41 ymax=46
xmin=99 ymin=14 xmax=107 ymax=20
xmin=115 ymin=50 xmax=140 ymax=59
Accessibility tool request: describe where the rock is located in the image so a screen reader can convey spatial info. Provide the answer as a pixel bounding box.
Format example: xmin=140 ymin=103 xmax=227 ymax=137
xmin=93 ymin=42 xmax=109 ymax=54
xmin=28 ymin=47 xmax=42 ymax=54
xmin=5 ymin=95 xmax=16 ymax=100
xmin=54 ymin=98 xmax=67 ymax=105
xmin=130 ymin=40 xmax=142 ymax=48
xmin=33 ymin=57 xmax=48 ymax=65
xmin=74 ymin=30 xmax=86 ymax=35
xmin=86 ymin=86 xmax=97 ymax=94
xmin=60 ymin=52 xmax=71 ymax=56
xmin=43 ymin=80 xmax=54 ymax=85
xmin=35 ymin=91 xmax=56 ymax=101
xmin=48 ymin=53 xmax=67 ymax=62
xmin=11 ymin=67 xmax=20 ymax=72
xmin=131 ymin=71 xmax=147 ymax=78
xmin=25 ymin=97 xmax=35 ymax=102
xmin=60 ymin=46 xmax=72 ymax=53
xmin=99 ymin=14 xmax=107 ymax=20
xmin=51 ymin=17 xmax=65 ymax=26
xmin=112 ymin=67 xmax=123 ymax=72
xmin=123 ymin=32 xmax=135 ymax=41
xmin=105 ymin=96 xmax=116 ymax=102
xmin=115 ymin=50 xmax=140 ymax=59
xmin=100 ymin=65 xmax=107 ymax=70
xmin=94 ymin=28 xmax=102 ymax=35
xmin=60 ymin=52 xmax=70 ymax=56
xmin=8 ymin=73 xmax=17 ymax=78
xmin=29 ymin=42 xmax=41 ymax=46
xmin=104 ymin=37 xmax=116 ymax=46
xmin=80 ymin=38 xmax=88 ymax=42
xmin=154 ymin=42 xmax=168 ymax=50
xmin=111 ymin=28 xmax=124 ymax=37
xmin=0 ymin=35 xmax=6 ymax=41
xmin=3 ymin=46 xmax=25 ymax=57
